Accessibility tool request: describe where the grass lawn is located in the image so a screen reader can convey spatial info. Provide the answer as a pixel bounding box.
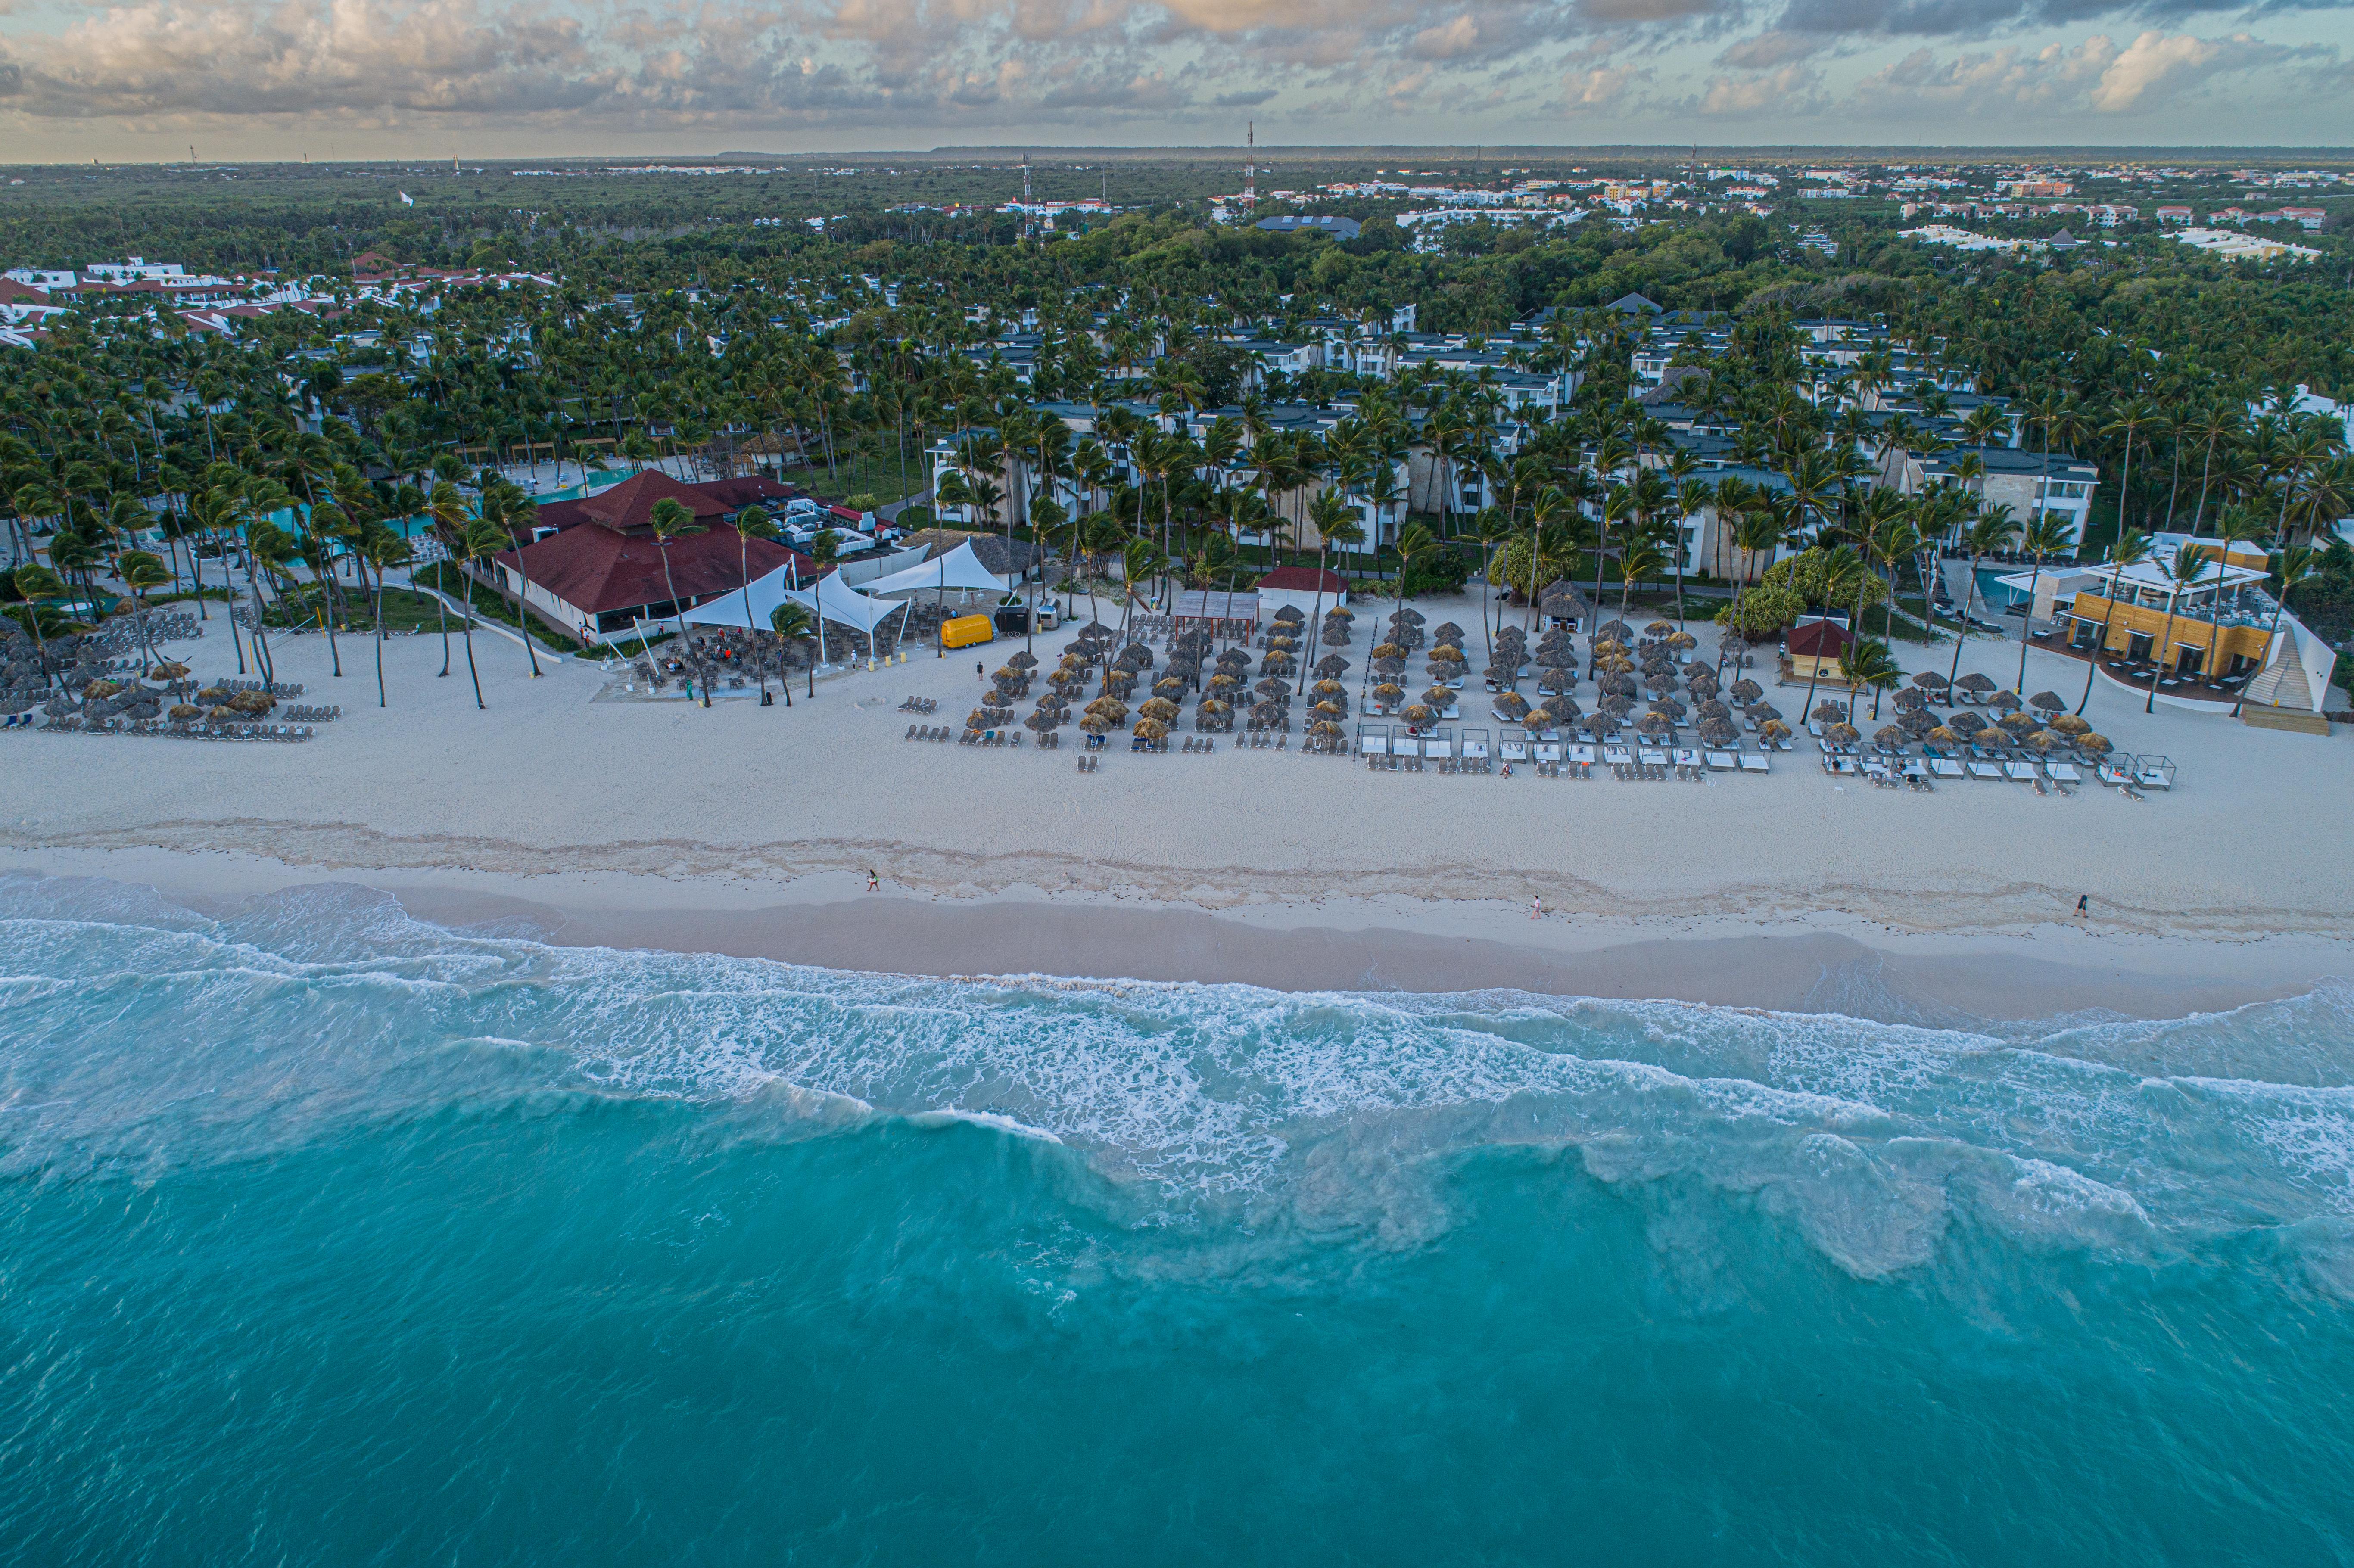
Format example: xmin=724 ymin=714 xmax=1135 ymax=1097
xmin=774 ymin=451 xmax=928 ymax=507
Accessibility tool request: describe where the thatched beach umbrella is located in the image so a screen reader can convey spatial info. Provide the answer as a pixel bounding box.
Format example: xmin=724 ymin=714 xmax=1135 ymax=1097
xmin=1667 ymin=630 xmax=1698 ymax=651
xmin=1548 ymin=696 xmax=1583 ymax=722
xmin=1590 ymin=636 xmax=1626 ymax=656
xmin=1315 ymin=653 xmax=1351 ymax=677
xmin=1926 ymin=724 xmax=1960 ymax=748
xmin=1759 ymin=719 xmax=1792 ymax=744
xmin=1494 ymin=692 xmax=1532 ymax=721
xmin=1899 ymin=709 xmax=1935 ymax=736
xmin=1393 ymin=607 xmax=1426 ymax=626
xmin=1644 ymin=672 xmax=1677 ymax=696
xmin=1086 ymin=697 xmax=1129 ymax=723
xmin=1080 ymin=715 xmax=1112 ymax=735
xmin=1431 ymin=622 xmax=1463 ymax=643
xmin=1644 ymin=619 xmax=1676 ymax=638
xmin=1138 ymin=697 xmax=1180 ymax=722
xmin=1746 ymin=701 xmax=1781 ymax=723
xmin=1311 ymin=678 xmax=1348 ymax=699
xmin=1892 ymin=686 xmax=1927 ymax=712
xmin=1261 ymin=652 xmax=1297 ymax=677
xmin=1598 ymin=692 xmax=1636 ymax=718
xmin=1650 ymin=695 xmax=1688 ymax=721
xmin=1403 ymin=703 xmax=1434 ymax=725
xmin=1274 ymin=604 xmax=1305 ymax=623
xmin=150 ymin=661 xmax=190 ymax=681
xmin=1874 ymin=724 xmax=1907 ymax=749
xmin=2024 ymin=728 xmax=2064 ymax=751
xmin=1153 ymin=675 xmax=1188 ymax=699
xmin=1255 ymin=676 xmax=1292 ymax=700
xmin=1988 ymin=689 xmax=2022 ymax=712
xmin=1825 ymin=722 xmax=1860 ymax=746
xmin=1217 ymin=647 xmax=1252 ymax=669
xmin=2050 ymin=713 xmax=2092 ymax=736
xmin=1372 ymin=681 xmax=1406 ymax=704
xmin=1998 ymin=709 xmax=2039 ymax=734
xmin=1371 ymin=641 xmax=1407 ymax=660
xmin=1007 ymin=650 xmax=1039 ymax=669
xmin=1208 ymin=672 xmax=1242 ymax=694
xmin=2079 ymin=732 xmax=2113 ymax=756
xmin=168 ymin=703 xmax=202 ymax=721
xmin=1538 ymin=667 xmax=1577 ymax=694
xmin=1812 ymin=700 xmax=1849 ymax=724
xmin=1024 ymin=710 xmax=1061 ymax=733
xmin=1700 ymin=716 xmax=1737 ymax=747
xmin=1134 ymin=717 xmax=1169 ymax=741
xmin=1946 ymin=709 xmax=1987 ymax=735
xmin=1421 ymin=685 xmax=1454 ymax=708
xmin=1955 ymin=672 xmax=1996 ymax=695
xmin=1696 ymin=698 xmax=1731 ymax=722
xmin=1523 ymin=706 xmax=1557 ymax=731
xmin=1635 ymin=711 xmax=1672 ymax=737
xmin=1250 ymin=700 xmax=1288 ymax=726
xmin=1731 ymin=678 xmax=1763 ymax=703
xmin=2029 ymin=691 xmax=2065 ymax=714
xmin=1196 ymin=697 xmax=1232 ymax=727
xmin=1312 ymin=700 xmax=1348 ymax=721
xmin=1912 ymin=670 xmax=1949 ymax=691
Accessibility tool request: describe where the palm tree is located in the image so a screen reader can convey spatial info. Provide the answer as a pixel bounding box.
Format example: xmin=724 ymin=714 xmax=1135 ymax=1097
xmin=1838 ymin=637 xmax=1901 ymax=722
xmin=2197 ymin=509 xmax=2266 ymax=693
xmin=116 ymin=549 xmax=172 ymax=668
xmin=2100 ymin=398 xmax=2161 ymax=535
xmin=1948 ymin=506 xmax=2020 ymax=691
xmin=2144 ymin=542 xmax=2210 ymax=715
xmin=362 ymin=528 xmax=414 ymax=708
xmin=2073 ymin=529 xmax=2150 ymax=716
xmin=769 ymin=600 xmax=816 ymax=702
xmin=731 ymin=504 xmax=782 ymax=693
xmin=2012 ymin=512 xmax=2075 ymax=695
xmin=450 ymin=516 xmax=508 ymax=709
xmin=10 ymin=563 xmax=65 ymax=682
xmin=424 ymin=480 xmax=473 ymax=677
xmin=646 ymin=496 xmax=708 ymax=648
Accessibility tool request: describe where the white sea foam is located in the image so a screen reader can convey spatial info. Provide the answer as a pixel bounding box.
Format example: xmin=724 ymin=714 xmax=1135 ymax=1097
xmin=3 ymin=874 xmax=2351 ymax=1277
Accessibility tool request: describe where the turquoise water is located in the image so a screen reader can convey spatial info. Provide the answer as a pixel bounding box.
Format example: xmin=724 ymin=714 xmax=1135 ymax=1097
xmin=4 ymin=873 xmax=2353 ymax=1566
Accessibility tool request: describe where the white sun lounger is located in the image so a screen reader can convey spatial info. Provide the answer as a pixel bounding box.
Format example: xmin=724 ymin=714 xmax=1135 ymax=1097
xmin=1737 ymin=753 xmax=1770 ymax=773
xmin=1361 ymin=733 xmax=1389 ymax=756
xmin=2046 ymin=762 xmax=2083 ymax=783
xmin=1930 ymin=758 xmax=1966 ymax=779
xmin=1705 ymin=750 xmax=1738 ymax=771
xmin=1569 ymin=744 xmax=1597 ymax=765
xmin=1639 ymin=748 xmax=1669 ymax=767
xmin=1604 ymin=745 xmax=1634 ymax=766
xmin=1500 ymin=739 xmax=1529 ymax=762
xmin=1967 ymin=761 xmax=2003 ymax=781
xmin=1439 ymin=703 xmax=1462 ymax=720
xmin=1424 ymin=737 xmax=1452 ymax=759
xmin=2003 ymin=762 xmax=2040 ymax=782
xmin=1535 ymin=743 xmax=1563 ymax=763
xmin=1461 ymin=738 xmax=1490 ymax=761
xmin=1672 ymin=748 xmax=1702 ymax=768
xmin=2135 ymin=768 xmax=2172 ymax=790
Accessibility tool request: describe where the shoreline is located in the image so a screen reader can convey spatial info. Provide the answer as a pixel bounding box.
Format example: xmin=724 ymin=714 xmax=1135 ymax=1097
xmin=8 ymin=845 xmax=2347 ymax=1026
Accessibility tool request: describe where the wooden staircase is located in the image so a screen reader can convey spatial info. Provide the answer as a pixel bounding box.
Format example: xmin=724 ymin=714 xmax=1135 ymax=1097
xmin=2241 ymin=704 xmax=2332 ymax=736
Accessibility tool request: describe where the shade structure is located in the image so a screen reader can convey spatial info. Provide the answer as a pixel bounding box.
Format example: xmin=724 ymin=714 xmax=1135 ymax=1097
xmin=2079 ymin=733 xmax=2113 ymax=755
xmin=1898 ymin=709 xmax=1935 ymax=735
xmin=1371 ymin=641 xmax=1407 ymax=660
xmin=1402 ymin=704 xmax=1434 ymax=725
xmin=1538 ymin=667 xmax=1577 ymax=694
xmin=1926 ymin=725 xmax=1959 ymax=747
xmin=857 ymin=540 xmax=1010 ymax=597
xmin=1494 ymin=692 xmax=1531 ymax=720
xmin=1431 ymin=622 xmax=1463 ymax=641
xmin=1523 ymin=706 xmax=1556 ymax=730
xmin=1644 ymin=620 xmax=1676 ymax=637
xmin=1912 ymin=671 xmax=1950 ymax=690
xmin=681 ymin=562 xmax=908 ymax=638
xmin=1311 ymin=700 xmax=1347 ymax=720
xmin=1731 ymin=678 xmax=1763 ymax=703
xmin=1666 ymin=631 xmax=1698 ymax=651
xmin=1596 ymin=620 xmax=1633 ymax=641
xmin=1314 ymin=654 xmax=1351 ymax=677
xmin=1745 ymin=701 xmax=1781 ymax=722
xmin=1759 ymin=719 xmax=1791 ymax=742
xmin=1812 ymin=700 xmax=1849 ymax=724
xmin=2029 ymin=691 xmax=2066 ymax=713
xmin=1024 ymin=710 xmax=1060 ymax=732
xmin=1696 ymin=699 xmax=1731 ymax=722
xmin=2050 ymin=713 xmax=2092 ymax=736
xmin=1699 ymin=716 xmax=1737 ymax=747
xmin=1085 ymin=697 xmax=1128 ymax=722
xmin=1273 ymin=606 xmax=1306 ymax=624
xmin=1874 ymin=725 xmax=1907 ymax=747
xmin=1635 ymin=712 xmax=1672 ymax=735
xmin=1946 ymin=709 xmax=1987 ymax=734
xmin=1138 ymin=697 xmax=1180 ymax=722
xmin=2025 ymin=728 xmax=2063 ymax=751
xmin=1255 ymin=677 xmax=1292 ymax=700
xmin=1548 ymin=696 xmax=1583 ymax=722
xmin=1824 ymin=722 xmax=1860 ymax=745
xmin=1134 ymin=717 xmax=1169 ymax=740
xmin=1989 ymin=690 xmax=2023 ymax=712
xmin=1249 ymin=701 xmax=1288 ymax=726
xmin=1955 ymin=673 xmax=1996 ymax=693
xmin=1650 ymin=696 xmax=1687 ymax=720
xmin=1999 ymin=710 xmax=2040 ymax=734
xmin=1372 ymin=681 xmax=1406 ymax=702
xmin=1153 ymin=676 xmax=1188 ymax=698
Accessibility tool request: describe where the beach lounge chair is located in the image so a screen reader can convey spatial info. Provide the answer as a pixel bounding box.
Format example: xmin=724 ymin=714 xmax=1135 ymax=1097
xmin=1673 ymin=748 xmax=1701 ymax=770
xmin=1966 ymin=760 xmax=2003 ymax=781
xmin=2002 ymin=762 xmax=2040 ymax=783
xmin=1424 ymin=735 xmax=1452 ymax=760
xmin=1500 ymin=737 xmax=1530 ymax=763
xmin=1461 ymin=731 xmax=1490 ymax=764
xmin=1603 ymin=744 xmax=1633 ymax=768
xmin=2135 ymin=756 xmax=2176 ymax=790
xmin=1738 ymin=753 xmax=1770 ymax=773
xmin=1639 ymin=748 xmax=1669 ymax=768
xmin=1535 ymin=743 xmax=1563 ymax=765
xmin=1929 ymin=758 xmax=1966 ymax=780
xmin=1705 ymin=751 xmax=1737 ymax=771
xmin=2046 ymin=762 xmax=2084 ymax=785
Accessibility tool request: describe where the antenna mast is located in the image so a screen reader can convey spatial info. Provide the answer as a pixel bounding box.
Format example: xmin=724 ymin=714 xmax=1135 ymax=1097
xmin=1243 ymin=121 xmax=1256 ymax=207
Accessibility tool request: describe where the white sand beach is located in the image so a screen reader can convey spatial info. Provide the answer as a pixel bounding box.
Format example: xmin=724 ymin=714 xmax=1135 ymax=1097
xmin=5 ymin=598 xmax=2351 ymax=1016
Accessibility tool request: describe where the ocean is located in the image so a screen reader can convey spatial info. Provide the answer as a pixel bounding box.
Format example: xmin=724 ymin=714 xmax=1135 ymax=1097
xmin=3 ymin=871 xmax=2351 ymax=1566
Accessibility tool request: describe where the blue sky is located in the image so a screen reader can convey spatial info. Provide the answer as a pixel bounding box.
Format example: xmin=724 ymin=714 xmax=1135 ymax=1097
xmin=0 ymin=0 xmax=2348 ymax=159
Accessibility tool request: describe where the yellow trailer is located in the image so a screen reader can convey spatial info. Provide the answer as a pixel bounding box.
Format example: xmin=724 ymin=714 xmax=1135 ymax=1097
xmin=940 ymin=614 xmax=996 ymax=650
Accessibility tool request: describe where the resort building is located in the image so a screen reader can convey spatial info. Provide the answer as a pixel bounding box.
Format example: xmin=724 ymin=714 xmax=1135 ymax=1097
xmin=1781 ymin=619 xmax=1853 ymax=684
xmin=487 ymin=470 xmax=807 ymax=643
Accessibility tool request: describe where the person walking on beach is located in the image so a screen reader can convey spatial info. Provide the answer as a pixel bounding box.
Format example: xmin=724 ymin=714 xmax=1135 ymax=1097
xmin=976 ymin=660 xmax=985 ymax=681
xmin=1531 ymin=894 xmax=1543 ymax=920
xmin=868 ymin=869 xmax=880 ymax=892
xmin=2076 ymin=894 xmax=2089 ymax=917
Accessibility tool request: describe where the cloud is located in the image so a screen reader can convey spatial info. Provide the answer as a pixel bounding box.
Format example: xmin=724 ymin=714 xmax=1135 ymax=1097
xmin=1714 ymin=28 xmax=1839 ymax=65
xmin=1772 ymin=0 xmax=2351 ymax=40
xmin=1559 ymin=61 xmax=1642 ymax=106
xmin=1848 ymin=28 xmax=2305 ymax=113
xmin=1693 ymin=60 xmax=1826 ymax=112
xmin=1211 ymin=85 xmax=1277 ymax=103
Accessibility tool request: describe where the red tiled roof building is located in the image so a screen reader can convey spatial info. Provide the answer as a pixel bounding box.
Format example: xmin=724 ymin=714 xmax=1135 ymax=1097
xmin=491 ymin=471 xmax=811 ymax=641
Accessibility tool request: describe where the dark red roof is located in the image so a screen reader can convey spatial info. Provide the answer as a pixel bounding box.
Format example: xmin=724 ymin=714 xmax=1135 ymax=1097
xmin=1786 ymin=620 xmax=1853 ymax=656
xmin=498 ymin=522 xmax=812 ymax=617
xmin=531 ymin=471 xmax=792 ymax=538
xmin=1256 ymin=566 xmax=1346 ymax=593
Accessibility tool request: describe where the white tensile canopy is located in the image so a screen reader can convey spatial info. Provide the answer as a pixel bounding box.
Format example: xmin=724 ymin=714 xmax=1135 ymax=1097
xmin=679 ymin=563 xmax=907 ymax=635
xmin=857 ymin=541 xmax=1009 ymax=599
